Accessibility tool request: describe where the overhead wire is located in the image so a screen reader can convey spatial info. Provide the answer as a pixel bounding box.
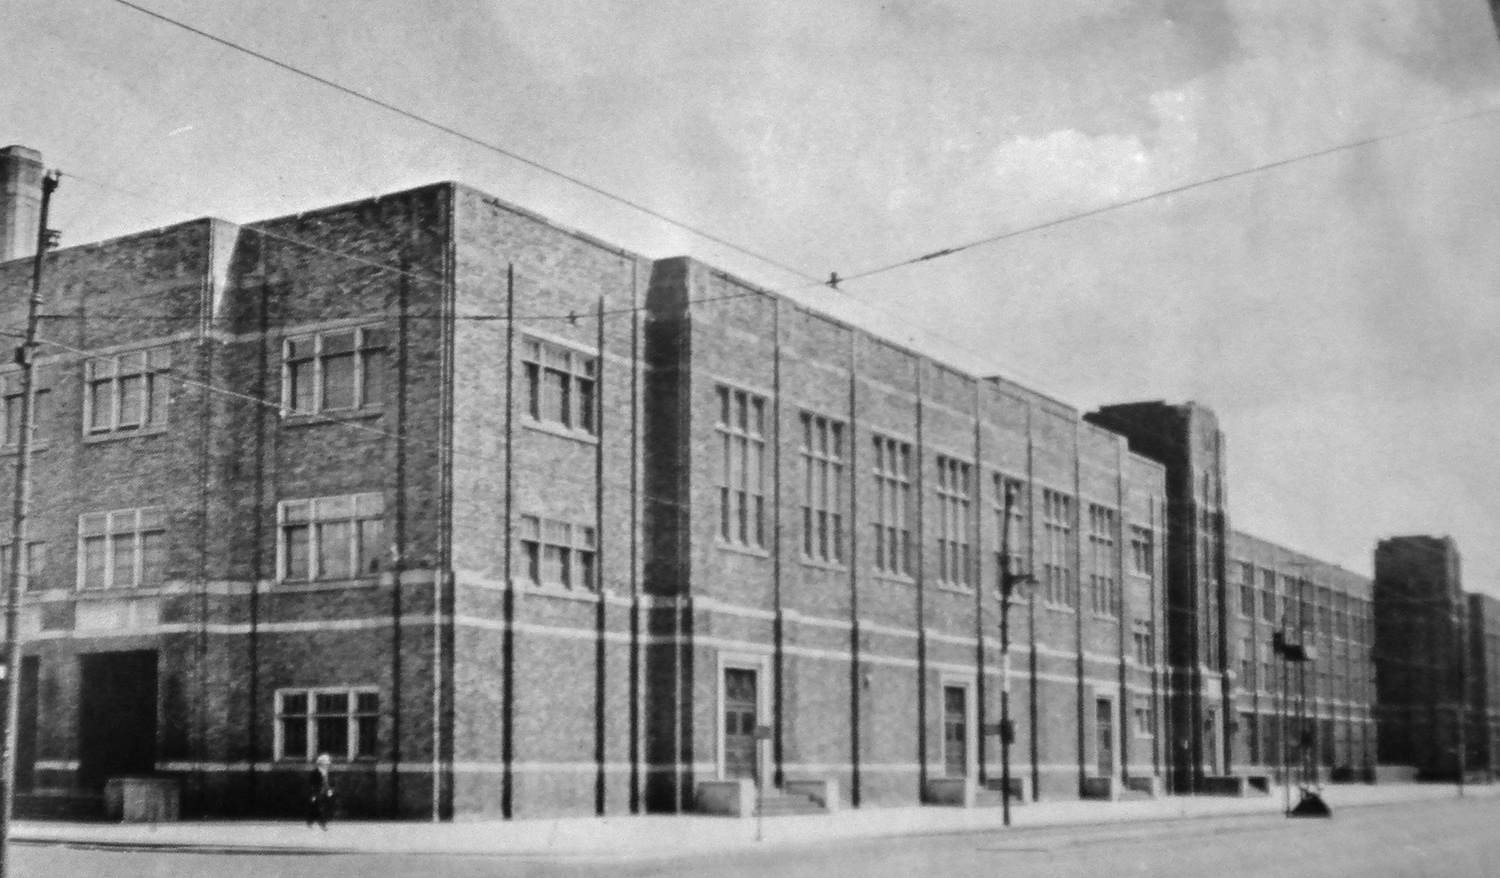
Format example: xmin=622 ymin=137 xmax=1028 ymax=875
xmin=104 ymin=0 xmax=823 ymax=286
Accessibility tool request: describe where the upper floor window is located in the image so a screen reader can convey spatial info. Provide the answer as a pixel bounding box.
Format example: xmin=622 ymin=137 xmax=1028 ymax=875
xmin=994 ymin=475 xmax=1027 ymax=588
xmin=278 ymin=493 xmax=384 ymax=582
xmin=716 ymin=386 xmax=766 ymax=548
xmin=934 ymin=456 xmax=972 ymax=587
xmin=1041 ymin=489 xmax=1075 ymax=607
xmin=1129 ymin=525 xmax=1154 ymax=577
xmin=1086 ymin=503 xmax=1118 ymax=616
xmin=522 ymin=337 xmax=596 ymax=434
xmin=78 ymin=506 xmax=166 ymax=589
xmin=86 ymin=348 xmax=171 ymax=434
xmin=1260 ymin=568 xmax=1277 ymax=622
xmin=283 ymin=327 xmax=385 ymax=416
xmin=0 ymin=540 xmax=47 ymax=592
xmin=799 ymin=413 xmax=845 ymax=564
xmin=872 ymin=435 xmax=912 ymax=576
xmin=1238 ymin=563 xmax=1256 ymax=617
xmin=276 ymin=687 xmax=378 ymax=762
xmin=1 ymin=370 xmax=51 ymax=448
xmin=516 ymin=514 xmax=596 ymax=590
xmin=1132 ymin=618 xmax=1154 ymax=665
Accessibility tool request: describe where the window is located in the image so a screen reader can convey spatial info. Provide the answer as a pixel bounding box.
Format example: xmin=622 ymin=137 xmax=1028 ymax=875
xmin=715 ymin=386 xmax=767 ymax=548
xmin=1086 ymin=504 xmax=1118 ymax=616
xmin=1238 ymin=563 xmax=1256 ymax=617
xmin=516 ymin=515 xmax=596 ymax=589
xmin=1240 ymin=636 xmax=1255 ymax=685
xmin=1133 ymin=618 xmax=1154 ymax=665
xmin=1281 ymin=575 xmax=1300 ymax=627
xmin=522 ymin=337 xmax=596 ymax=434
xmin=1243 ymin=712 xmax=1259 ymax=764
xmin=994 ymin=475 xmax=1026 ymax=588
xmin=278 ymin=493 xmax=384 ymax=582
xmin=0 ymin=541 xmax=47 ymax=592
xmin=1129 ymin=525 xmax=1153 ymax=576
xmin=1041 ymin=489 xmax=1074 ymax=606
xmin=85 ymin=348 xmax=170 ymax=434
xmin=799 ymin=413 xmax=845 ymax=563
xmin=934 ymin=456 xmax=972 ymax=587
xmin=276 ymin=688 xmax=378 ymax=761
xmin=1 ymin=371 xmax=49 ymax=447
xmin=872 ymin=435 xmax=913 ymax=576
xmin=78 ymin=507 xmax=166 ymax=589
xmin=283 ymin=326 xmax=385 ymax=416
xmin=1134 ymin=704 xmax=1156 ymax=736
xmin=1260 ymin=569 xmax=1277 ymax=623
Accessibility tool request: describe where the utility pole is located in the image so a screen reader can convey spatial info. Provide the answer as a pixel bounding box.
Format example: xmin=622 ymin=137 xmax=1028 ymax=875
xmin=0 ymin=169 xmax=58 ymax=878
xmin=995 ymin=486 xmax=1035 ymax=828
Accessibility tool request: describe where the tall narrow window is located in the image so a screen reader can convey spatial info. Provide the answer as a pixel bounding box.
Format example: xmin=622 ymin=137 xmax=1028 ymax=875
xmin=799 ymin=413 xmax=845 ymax=563
xmin=521 ymin=337 xmax=597 ymax=434
xmin=934 ymin=457 xmax=972 ymax=587
xmin=1129 ymin=525 xmax=1153 ymax=577
xmin=994 ymin=475 xmax=1026 ymax=590
xmin=715 ymin=386 xmax=767 ymax=549
xmin=1041 ymin=489 xmax=1075 ymax=607
xmin=85 ymin=348 xmax=171 ymax=434
xmin=1261 ymin=568 xmax=1277 ymax=623
xmin=282 ymin=327 xmax=386 ymax=416
xmin=872 ymin=435 xmax=912 ymax=576
xmin=278 ymin=493 xmax=384 ymax=582
xmin=1087 ymin=504 xmax=1118 ymax=616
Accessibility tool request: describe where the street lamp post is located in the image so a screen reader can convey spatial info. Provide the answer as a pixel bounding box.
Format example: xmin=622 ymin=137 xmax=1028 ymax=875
xmin=997 ymin=486 xmax=1037 ymax=828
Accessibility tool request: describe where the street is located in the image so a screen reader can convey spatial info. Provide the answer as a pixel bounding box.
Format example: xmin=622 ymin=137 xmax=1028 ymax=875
xmin=12 ymin=795 xmax=1497 ymax=878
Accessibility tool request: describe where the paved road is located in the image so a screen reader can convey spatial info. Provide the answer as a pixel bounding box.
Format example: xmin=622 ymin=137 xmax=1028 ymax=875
xmin=13 ymin=795 xmax=1496 ymax=878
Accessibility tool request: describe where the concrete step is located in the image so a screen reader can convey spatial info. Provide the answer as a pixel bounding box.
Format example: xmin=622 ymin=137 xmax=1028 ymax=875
xmin=16 ymin=789 xmax=104 ymax=821
xmin=754 ymin=790 xmax=827 ymax=816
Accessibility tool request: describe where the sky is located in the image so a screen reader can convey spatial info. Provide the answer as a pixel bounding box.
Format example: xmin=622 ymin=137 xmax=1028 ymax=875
xmin=4 ymin=0 xmax=1500 ymax=589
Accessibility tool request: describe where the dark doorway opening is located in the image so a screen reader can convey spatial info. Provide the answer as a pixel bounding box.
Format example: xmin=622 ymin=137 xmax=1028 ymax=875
xmin=16 ymin=656 xmax=38 ymax=793
xmin=78 ymin=651 xmax=158 ymax=791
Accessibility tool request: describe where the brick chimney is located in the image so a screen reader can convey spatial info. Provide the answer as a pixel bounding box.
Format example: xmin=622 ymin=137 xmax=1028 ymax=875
xmin=0 ymin=145 xmax=45 ymax=263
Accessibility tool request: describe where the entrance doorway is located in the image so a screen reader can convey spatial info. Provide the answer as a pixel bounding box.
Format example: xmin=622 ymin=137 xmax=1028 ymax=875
xmin=943 ymin=685 xmax=969 ymax=777
xmin=1203 ymin=710 xmax=1219 ymax=775
xmin=78 ymin=651 xmax=158 ymax=791
xmin=1095 ymin=698 xmax=1114 ymax=777
xmin=723 ymin=667 xmax=758 ymax=781
xmin=15 ymin=656 xmax=38 ymax=793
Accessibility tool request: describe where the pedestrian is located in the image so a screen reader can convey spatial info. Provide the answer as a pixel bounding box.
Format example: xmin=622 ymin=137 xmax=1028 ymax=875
xmin=306 ymin=752 xmax=335 ymax=830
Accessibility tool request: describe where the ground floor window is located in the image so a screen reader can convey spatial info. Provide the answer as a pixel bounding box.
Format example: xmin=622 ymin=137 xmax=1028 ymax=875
xmin=276 ymin=688 xmax=379 ymax=761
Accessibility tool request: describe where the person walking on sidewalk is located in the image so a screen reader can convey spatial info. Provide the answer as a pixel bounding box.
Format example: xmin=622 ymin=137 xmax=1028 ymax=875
xmin=307 ymin=753 xmax=336 ymax=830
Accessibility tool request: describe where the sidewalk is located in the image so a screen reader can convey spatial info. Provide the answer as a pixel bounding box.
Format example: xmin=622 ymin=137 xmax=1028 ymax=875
xmin=13 ymin=782 xmax=1497 ymax=859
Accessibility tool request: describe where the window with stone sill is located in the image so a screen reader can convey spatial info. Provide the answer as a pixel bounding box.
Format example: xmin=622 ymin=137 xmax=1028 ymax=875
xmin=85 ymin=347 xmax=171 ymax=435
xmin=282 ymin=327 xmax=385 ymax=417
xmin=276 ymin=687 xmax=379 ymax=762
xmin=522 ymin=337 xmax=596 ymax=435
xmin=77 ymin=507 xmax=166 ymax=590
xmin=516 ymin=514 xmax=596 ymax=590
xmin=0 ymin=540 xmax=47 ymax=592
xmin=1 ymin=370 xmax=50 ymax=448
xmin=278 ymin=493 xmax=384 ymax=582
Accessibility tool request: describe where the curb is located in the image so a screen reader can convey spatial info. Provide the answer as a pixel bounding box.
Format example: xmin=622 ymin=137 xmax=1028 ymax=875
xmin=9 ymin=789 xmax=1491 ymax=859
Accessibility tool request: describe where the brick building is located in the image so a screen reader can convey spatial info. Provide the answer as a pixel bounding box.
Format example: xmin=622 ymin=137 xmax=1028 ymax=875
xmin=0 ymin=144 xmax=1488 ymax=822
xmin=1085 ymin=402 xmax=1379 ymax=790
xmin=1226 ymin=533 xmax=1376 ymax=783
xmin=1466 ymin=593 xmax=1500 ymax=777
xmin=0 ymin=152 xmax=1179 ymax=819
xmin=1373 ymin=535 xmax=1466 ymax=778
